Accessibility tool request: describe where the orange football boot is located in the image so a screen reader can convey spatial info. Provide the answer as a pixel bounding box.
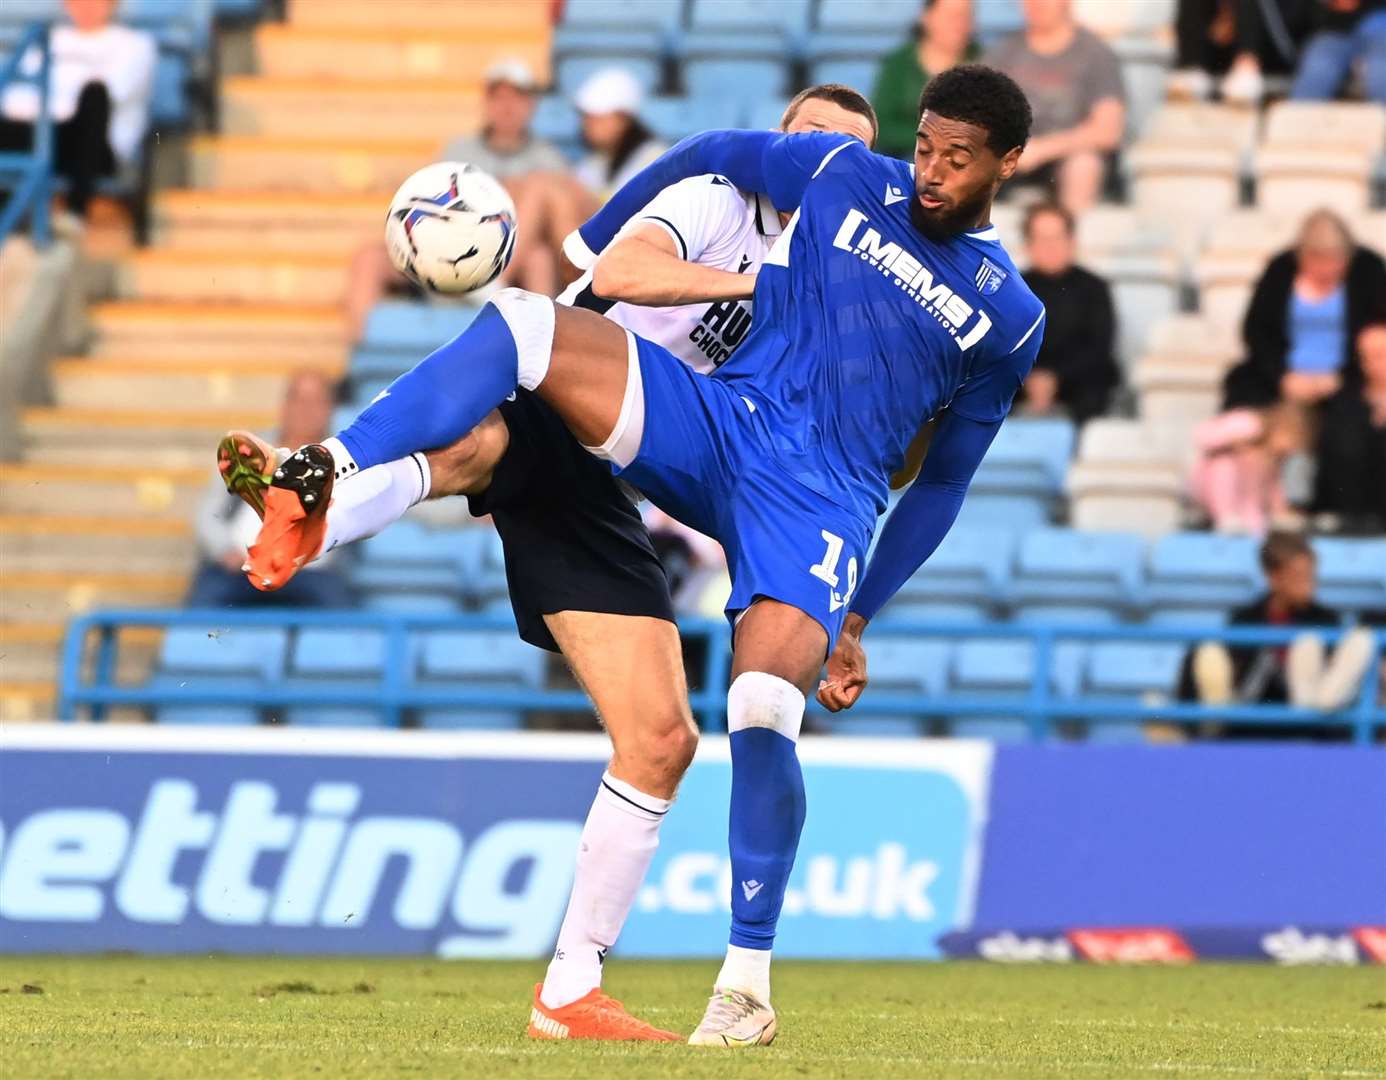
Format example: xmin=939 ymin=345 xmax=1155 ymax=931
xmin=217 ymin=431 xmax=333 ymax=592
xmin=526 ymin=983 xmax=681 ymax=1042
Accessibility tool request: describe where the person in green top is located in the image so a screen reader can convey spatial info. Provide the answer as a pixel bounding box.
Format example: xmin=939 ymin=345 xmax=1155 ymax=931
xmin=871 ymin=0 xmax=979 ymax=159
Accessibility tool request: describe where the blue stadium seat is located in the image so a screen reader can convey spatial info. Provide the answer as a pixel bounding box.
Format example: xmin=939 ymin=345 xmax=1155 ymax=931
xmin=816 ymin=0 xmax=919 ymax=32
xmin=1010 ymin=604 xmax=1121 ymax=627
xmin=746 ymin=97 xmax=791 ymax=132
xmin=805 ymin=57 xmax=879 ymax=95
xmin=688 ymin=0 xmax=813 ymax=32
xmin=818 ymin=635 xmax=948 ymax=735
xmin=1012 ymin=528 xmax=1145 ymax=610
xmin=1312 ymin=538 xmax=1386 ymax=612
xmin=361 ymin=302 xmax=479 ymax=354
xmin=972 ymin=417 xmax=1075 ymax=500
xmin=0 ymin=0 xmax=61 ymax=25
xmin=891 ymin=525 xmax=1015 ymax=606
xmin=465 ymin=527 xmax=511 ymax=607
xmin=214 ymin=0 xmax=263 ymax=17
xmin=350 ymin=347 xmax=412 ymax=383
xmin=530 ymin=95 xmax=582 ymax=158
xmin=682 ymin=57 xmax=790 ymax=101
xmin=359 ymin=521 xmax=462 ymax=570
xmin=360 ymin=592 xmax=464 ymax=614
xmin=563 ymin=0 xmax=683 ymax=28
xmin=877 ymin=601 xmax=990 ymax=625
xmin=1084 ymin=641 xmax=1185 ymax=698
xmin=356 ymin=523 xmax=466 ymax=606
xmin=643 ymin=96 xmax=729 ymax=144
xmin=1144 ymin=606 xmax=1231 ymax=629
xmin=556 ymin=55 xmax=662 ymax=97
xmin=159 ymin=626 xmax=289 ymax=679
xmin=1145 ymin=532 xmax=1261 ymax=611
xmin=281 ymin=629 xmax=397 ymax=727
xmin=554 ymin=27 xmax=668 ymax=63
xmin=947 ymin=635 xmax=1082 ymax=741
xmin=416 ymin=629 xmax=546 ymax=729
xmin=952 ymin=493 xmax=1051 ymax=531
xmin=121 ymin=0 xmax=213 ymax=53
xmin=151 ymin=675 xmax=262 ymax=726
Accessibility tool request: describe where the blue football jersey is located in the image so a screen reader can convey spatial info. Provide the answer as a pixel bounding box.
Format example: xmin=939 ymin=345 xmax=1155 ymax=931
xmin=712 ymin=136 xmax=1046 ymax=523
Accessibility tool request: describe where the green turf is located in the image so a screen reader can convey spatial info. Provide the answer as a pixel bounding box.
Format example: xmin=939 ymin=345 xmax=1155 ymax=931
xmin=1 ymin=956 xmax=1383 ymax=1079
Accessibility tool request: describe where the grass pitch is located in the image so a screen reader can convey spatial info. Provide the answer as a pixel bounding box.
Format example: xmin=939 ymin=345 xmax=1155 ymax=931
xmin=1 ymin=956 xmax=1383 ymax=1079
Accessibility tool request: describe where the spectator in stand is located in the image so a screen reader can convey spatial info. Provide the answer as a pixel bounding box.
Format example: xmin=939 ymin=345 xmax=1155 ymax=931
xmin=1179 ymin=531 xmax=1376 ymax=734
xmin=0 ymin=0 xmax=155 ymax=219
xmin=345 ymin=59 xmax=582 ymax=334
xmin=1312 ymin=322 xmax=1386 ymax=530
xmin=1015 ymin=202 xmax=1119 ymax=423
xmin=187 ymin=372 xmax=354 ymax=610
xmin=1168 ymin=0 xmax=1310 ymax=104
xmin=982 ymin=0 xmax=1125 ymax=212
xmin=1188 ymin=403 xmax=1314 ymax=534
xmin=871 ymin=0 xmax=978 ymax=160
xmin=572 ymin=68 xmax=667 ymax=203
xmin=1291 ymin=0 xmax=1386 ymax=103
xmin=1222 ymin=209 xmax=1386 ymax=410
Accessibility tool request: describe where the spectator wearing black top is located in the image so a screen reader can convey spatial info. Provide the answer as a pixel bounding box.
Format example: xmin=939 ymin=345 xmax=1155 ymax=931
xmin=1016 ymin=202 xmax=1119 ymax=424
xmin=1312 ymin=322 xmax=1386 ymax=531
xmin=1222 ymin=209 xmax=1386 ymax=410
xmin=1180 ymin=531 xmax=1375 ymax=735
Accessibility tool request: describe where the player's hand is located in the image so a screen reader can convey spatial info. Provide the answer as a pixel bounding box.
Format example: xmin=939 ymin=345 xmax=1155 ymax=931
xmin=818 ymin=618 xmax=868 ymax=712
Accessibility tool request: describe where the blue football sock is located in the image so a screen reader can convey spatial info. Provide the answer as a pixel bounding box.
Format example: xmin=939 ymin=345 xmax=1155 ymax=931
xmin=725 ymin=672 xmax=808 ymax=952
xmin=336 ymin=301 xmax=522 ymax=471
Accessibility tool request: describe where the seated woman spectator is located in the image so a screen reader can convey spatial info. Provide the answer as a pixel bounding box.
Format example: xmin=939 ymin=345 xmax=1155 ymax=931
xmin=0 ymin=0 xmax=155 ymax=219
xmin=1222 ymin=209 xmax=1386 ymax=410
xmin=1188 ymin=403 xmax=1313 ymax=534
xmin=1311 ymin=322 xmax=1386 ymax=531
xmin=1291 ymin=0 xmax=1386 ymax=103
xmin=983 ymin=0 xmax=1126 ymax=212
xmin=1016 ymin=202 xmax=1120 ymax=424
xmin=1168 ymin=0 xmax=1310 ymax=104
xmin=571 ymin=68 xmax=666 ymax=203
xmin=871 ymin=0 xmax=977 ymax=160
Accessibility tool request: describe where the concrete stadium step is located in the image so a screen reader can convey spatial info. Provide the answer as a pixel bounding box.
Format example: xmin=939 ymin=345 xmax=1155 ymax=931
xmin=153 ymin=190 xmax=385 ymax=254
xmin=0 ymin=623 xmax=161 ymax=687
xmin=89 ymin=302 xmax=347 ymax=363
xmin=0 ymin=680 xmax=57 ymax=722
xmin=116 ymin=250 xmax=353 ymax=305
xmin=0 ymin=462 xmax=207 ymax=520
xmin=1 ymin=515 xmax=194 ymax=574
xmin=222 ymin=77 xmax=482 ymax=141
xmin=23 ymin=407 xmax=276 ymax=468
xmin=255 ymin=24 xmax=551 ymax=82
xmin=288 ymin=0 xmax=551 ymax=31
xmin=50 ymin=357 xmax=339 ymax=412
xmin=4 ymin=571 xmax=187 ymax=625
xmin=189 ymin=135 xmax=435 ymax=193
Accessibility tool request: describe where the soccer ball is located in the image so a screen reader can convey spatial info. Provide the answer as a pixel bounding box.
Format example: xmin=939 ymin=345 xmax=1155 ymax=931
xmin=384 ymin=162 xmax=518 ymax=295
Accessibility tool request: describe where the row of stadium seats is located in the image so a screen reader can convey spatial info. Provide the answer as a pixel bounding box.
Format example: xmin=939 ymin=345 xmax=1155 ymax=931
xmin=148 ymin=619 xmax=1189 ymax=741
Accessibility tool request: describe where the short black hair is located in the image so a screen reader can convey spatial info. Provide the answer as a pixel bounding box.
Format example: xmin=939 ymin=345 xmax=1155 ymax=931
xmin=1260 ymin=530 xmax=1314 ymax=573
xmin=917 ymin=64 xmax=1032 ymax=157
xmin=781 ymin=83 xmax=879 ymax=149
xmin=1023 ymin=201 xmax=1074 ymax=239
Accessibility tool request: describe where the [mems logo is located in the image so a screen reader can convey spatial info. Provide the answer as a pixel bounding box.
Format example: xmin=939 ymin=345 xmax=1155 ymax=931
xmin=0 ymin=779 xmax=579 ymax=958
xmin=832 ymin=208 xmax=993 ymax=351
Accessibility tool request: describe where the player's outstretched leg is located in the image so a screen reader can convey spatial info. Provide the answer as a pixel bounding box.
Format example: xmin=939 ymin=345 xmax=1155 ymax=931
xmin=233 ymin=288 xmax=629 ymax=587
xmin=689 ymin=600 xmax=822 ymax=1049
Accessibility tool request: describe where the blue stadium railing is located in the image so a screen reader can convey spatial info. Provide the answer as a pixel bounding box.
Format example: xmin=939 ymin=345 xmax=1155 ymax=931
xmin=0 ymin=23 xmax=52 ymax=247
xmin=60 ymin=609 xmax=1386 ymax=743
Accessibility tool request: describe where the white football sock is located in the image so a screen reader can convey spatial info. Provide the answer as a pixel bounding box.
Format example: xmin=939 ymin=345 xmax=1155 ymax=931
xmin=715 ymin=943 xmax=772 ymax=1004
xmin=540 ymin=772 xmax=671 ymax=1010
xmin=320 ymin=453 xmax=430 ymax=556
xmin=321 ymin=436 xmax=361 ymax=482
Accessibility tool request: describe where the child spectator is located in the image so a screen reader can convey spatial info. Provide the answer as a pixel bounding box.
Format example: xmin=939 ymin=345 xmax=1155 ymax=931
xmin=1188 ymin=404 xmax=1313 ymax=534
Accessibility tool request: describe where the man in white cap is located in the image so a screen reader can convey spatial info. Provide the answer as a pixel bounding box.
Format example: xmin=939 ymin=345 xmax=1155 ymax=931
xmin=572 ymin=67 xmax=667 ymax=202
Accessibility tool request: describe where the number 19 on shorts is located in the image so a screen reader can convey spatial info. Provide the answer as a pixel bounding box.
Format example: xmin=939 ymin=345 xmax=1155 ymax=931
xmin=809 ymin=530 xmax=857 ymax=613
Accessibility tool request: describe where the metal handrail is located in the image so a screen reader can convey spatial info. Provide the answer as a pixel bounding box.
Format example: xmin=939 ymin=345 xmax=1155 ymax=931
xmin=58 ymin=608 xmax=1386 ymax=743
xmin=0 ymin=23 xmax=53 ymax=246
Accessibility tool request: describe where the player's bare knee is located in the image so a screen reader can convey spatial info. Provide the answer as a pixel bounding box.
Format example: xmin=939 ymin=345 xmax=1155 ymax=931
xmin=615 ymin=709 xmax=697 ymax=791
xmin=423 ymin=410 xmax=509 ymax=497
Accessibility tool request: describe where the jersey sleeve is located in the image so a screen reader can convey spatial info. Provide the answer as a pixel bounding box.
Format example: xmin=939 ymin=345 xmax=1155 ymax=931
xmin=945 ymin=305 xmax=1046 ymax=424
xmin=623 ymin=175 xmax=748 ymax=264
xmin=569 ymin=130 xmax=858 ymax=267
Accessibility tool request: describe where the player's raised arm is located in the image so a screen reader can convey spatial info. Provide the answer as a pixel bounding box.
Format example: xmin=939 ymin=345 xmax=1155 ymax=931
xmin=565 ymin=129 xmax=856 ymax=268
xmin=591 ymin=223 xmax=755 ymax=306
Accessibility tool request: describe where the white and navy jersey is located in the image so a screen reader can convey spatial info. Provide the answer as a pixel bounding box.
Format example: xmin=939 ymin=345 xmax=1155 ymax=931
xmin=557 ymin=174 xmax=781 ymax=375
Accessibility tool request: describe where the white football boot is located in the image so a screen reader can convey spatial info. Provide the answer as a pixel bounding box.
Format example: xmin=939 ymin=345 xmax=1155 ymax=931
xmin=687 ymin=988 xmax=777 ymax=1047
